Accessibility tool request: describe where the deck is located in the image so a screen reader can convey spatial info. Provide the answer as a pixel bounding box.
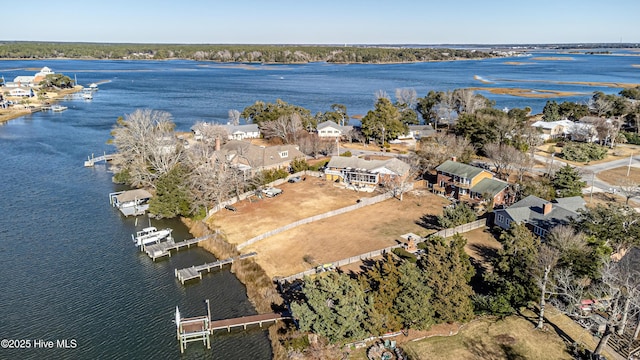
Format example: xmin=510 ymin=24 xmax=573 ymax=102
xmin=84 ymin=153 xmax=116 ymax=167
xmin=143 ymin=235 xmax=212 ymax=260
xmin=175 ymin=252 xmax=257 ymax=284
xmin=210 ymin=313 xmax=289 ymax=332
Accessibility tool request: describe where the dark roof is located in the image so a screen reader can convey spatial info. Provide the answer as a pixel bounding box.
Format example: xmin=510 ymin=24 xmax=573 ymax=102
xmin=326 ymin=156 xmax=410 ymax=176
xmin=498 ymin=195 xmax=586 ymax=230
xmin=436 ymin=160 xmax=486 ymax=179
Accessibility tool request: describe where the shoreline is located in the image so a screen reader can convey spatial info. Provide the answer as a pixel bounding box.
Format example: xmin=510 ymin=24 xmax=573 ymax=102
xmin=0 ymin=86 xmax=82 ymax=123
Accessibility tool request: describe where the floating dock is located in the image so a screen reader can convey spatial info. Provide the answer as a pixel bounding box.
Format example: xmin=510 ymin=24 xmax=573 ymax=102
xmin=143 ymin=235 xmax=212 ymax=260
xmin=175 ymin=252 xmax=257 ymax=284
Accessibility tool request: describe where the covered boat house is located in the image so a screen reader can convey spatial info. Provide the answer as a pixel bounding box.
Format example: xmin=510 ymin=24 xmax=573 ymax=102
xmin=109 ymin=189 xmax=153 ymax=216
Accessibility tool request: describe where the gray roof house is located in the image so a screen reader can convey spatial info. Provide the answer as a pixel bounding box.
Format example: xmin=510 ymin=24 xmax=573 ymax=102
xmin=221 ymin=124 xmax=260 ymax=140
xmin=317 ymin=121 xmax=353 ymax=138
xmin=324 ymin=156 xmax=411 ymax=191
xmin=218 ymin=140 xmax=305 ymax=174
xmin=493 ymin=195 xmax=586 ymax=238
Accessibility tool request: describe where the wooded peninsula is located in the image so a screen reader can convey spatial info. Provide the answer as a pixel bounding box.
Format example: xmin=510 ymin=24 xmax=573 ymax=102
xmin=0 ymin=42 xmax=497 ymax=63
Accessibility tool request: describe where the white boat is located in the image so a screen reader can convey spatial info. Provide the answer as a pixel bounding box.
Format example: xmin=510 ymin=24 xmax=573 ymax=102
xmin=81 ymin=91 xmax=93 ymax=100
xmin=51 ymin=105 xmax=68 ymax=112
xmin=132 ymin=226 xmax=173 ymax=247
xmin=89 ymin=83 xmax=99 ymax=91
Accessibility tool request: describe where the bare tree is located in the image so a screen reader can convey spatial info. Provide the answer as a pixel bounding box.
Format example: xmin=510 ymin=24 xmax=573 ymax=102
xmin=111 ymin=109 xmax=177 ymax=188
xmin=593 ymin=258 xmax=640 ymax=356
xmin=512 ymin=150 xmax=535 ymax=183
xmin=535 ymin=244 xmax=560 ymax=329
xmin=453 ymin=89 xmax=485 ymax=115
xmin=378 ymin=157 xmax=418 ymax=201
xmin=415 ymin=133 xmax=473 ymax=173
xmin=590 ymin=96 xmax=614 ymax=117
xmin=228 ymin=109 xmax=241 ymax=126
xmin=550 ymin=268 xmax=589 ymax=316
xmin=484 ymin=142 xmax=522 ymax=180
xmin=435 ymin=90 xmax=455 ymax=129
xmin=594 ymin=118 xmax=622 ymax=147
xmin=259 ymin=113 xmax=304 ymax=144
xmin=395 ymin=88 xmax=417 ymax=109
xmin=184 ymin=143 xmax=234 ymax=212
xmin=547 ymin=225 xmax=588 ymax=255
xmin=374 ymin=89 xmax=390 ymax=101
xmin=617 ymin=177 xmax=640 ymax=205
xmin=297 ymin=133 xmax=323 ymax=158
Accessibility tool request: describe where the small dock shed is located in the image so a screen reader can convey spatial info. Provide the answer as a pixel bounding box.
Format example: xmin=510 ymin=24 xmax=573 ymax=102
xmin=109 ymin=189 xmax=152 ymax=216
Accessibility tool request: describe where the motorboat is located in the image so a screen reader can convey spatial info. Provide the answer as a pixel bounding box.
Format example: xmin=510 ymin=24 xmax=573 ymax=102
xmin=132 ymin=226 xmax=173 ymax=247
xmin=51 ymin=105 xmax=68 ymax=112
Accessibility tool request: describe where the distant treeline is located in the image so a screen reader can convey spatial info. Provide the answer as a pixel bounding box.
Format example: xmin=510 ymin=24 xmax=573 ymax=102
xmin=0 ymin=42 xmax=495 ymax=63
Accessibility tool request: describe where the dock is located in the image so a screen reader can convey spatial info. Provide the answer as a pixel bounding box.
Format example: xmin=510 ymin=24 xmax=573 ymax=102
xmin=175 ymin=303 xmax=290 ymax=353
xmin=143 ymin=235 xmax=212 ymax=260
xmin=175 ymin=252 xmax=257 ymax=284
xmin=84 ymin=152 xmax=116 ymax=167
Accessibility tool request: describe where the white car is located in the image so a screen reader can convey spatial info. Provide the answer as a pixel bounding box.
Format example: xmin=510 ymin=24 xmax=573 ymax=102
xmin=263 ymin=187 xmax=283 ymax=197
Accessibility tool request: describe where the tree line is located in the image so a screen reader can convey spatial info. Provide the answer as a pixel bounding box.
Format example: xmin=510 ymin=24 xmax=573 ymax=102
xmin=0 ymin=42 xmax=494 ymax=63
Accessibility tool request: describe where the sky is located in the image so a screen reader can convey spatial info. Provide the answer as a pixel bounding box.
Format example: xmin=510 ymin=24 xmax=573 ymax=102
xmin=4 ymin=0 xmax=640 ymax=45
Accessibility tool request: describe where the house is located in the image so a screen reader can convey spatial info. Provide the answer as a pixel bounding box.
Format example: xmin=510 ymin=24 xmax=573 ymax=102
xmin=493 ymin=195 xmax=586 ymax=238
xmin=221 ymin=123 xmax=260 ymax=140
xmin=404 ymin=124 xmax=436 ymax=140
xmin=8 ymin=87 xmax=34 ymax=97
xmin=109 ymin=189 xmax=153 ymax=217
xmin=218 ymin=140 xmax=305 ymax=174
xmin=324 ymin=156 xmax=411 ymax=191
xmin=434 ymin=160 xmax=512 ymax=206
xmin=531 ymin=119 xmax=574 ymax=140
xmin=317 ymin=121 xmax=353 ymax=138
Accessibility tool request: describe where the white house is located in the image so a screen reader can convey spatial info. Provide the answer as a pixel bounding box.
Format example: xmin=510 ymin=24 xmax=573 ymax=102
xmin=401 ymin=124 xmax=436 ymax=140
xmin=531 ymin=119 xmax=574 ymax=140
xmin=221 ymin=124 xmax=260 ymax=140
xmin=9 ymin=87 xmax=34 ymax=97
xmin=317 ymin=121 xmax=353 ymax=138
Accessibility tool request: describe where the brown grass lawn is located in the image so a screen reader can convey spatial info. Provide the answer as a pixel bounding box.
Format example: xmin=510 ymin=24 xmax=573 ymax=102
xmin=402 ymin=313 xmax=573 ymax=360
xmin=211 ymin=180 xmax=449 ymax=278
xmin=461 ymin=227 xmax=502 ymax=271
xmin=535 ymin=143 xmax=640 ymax=167
xmin=596 ymin=166 xmax=640 ymax=185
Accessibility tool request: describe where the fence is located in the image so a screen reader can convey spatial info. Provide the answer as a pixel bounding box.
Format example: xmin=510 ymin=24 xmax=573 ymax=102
xmin=274 ymin=218 xmax=488 ymax=284
xmin=237 ymin=191 xmax=394 ymax=250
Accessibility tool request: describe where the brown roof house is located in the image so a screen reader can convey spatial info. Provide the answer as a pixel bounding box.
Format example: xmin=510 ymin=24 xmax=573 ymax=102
xmin=493 ymin=195 xmax=586 ymax=238
xmin=218 ymin=140 xmax=305 ymax=175
xmin=324 ymin=156 xmax=411 ymax=192
xmin=434 ymin=160 xmax=511 ymax=206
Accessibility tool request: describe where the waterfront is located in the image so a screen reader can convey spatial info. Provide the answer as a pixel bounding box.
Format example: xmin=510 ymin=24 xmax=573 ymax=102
xmin=1 ymin=52 xmax=639 ymax=359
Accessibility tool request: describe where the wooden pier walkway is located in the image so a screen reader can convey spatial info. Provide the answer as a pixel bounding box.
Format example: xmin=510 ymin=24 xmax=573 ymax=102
xmin=210 ymin=313 xmax=289 ymax=332
xmin=143 ymin=235 xmax=212 ymax=260
xmin=175 ymin=303 xmax=291 ymax=353
xmin=175 ymin=252 xmax=257 ymax=284
xmin=84 ymin=152 xmax=116 ymax=167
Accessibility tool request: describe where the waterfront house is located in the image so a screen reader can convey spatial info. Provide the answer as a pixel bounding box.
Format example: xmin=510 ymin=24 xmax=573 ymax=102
xmin=324 ymin=156 xmax=411 ymax=191
xmin=434 ymin=160 xmax=511 ymax=206
xmin=317 ymin=120 xmax=353 ymax=139
xmin=217 ymin=140 xmax=305 ymax=175
xmin=8 ymin=87 xmax=34 ymax=97
xmin=493 ymin=195 xmax=585 ymax=238
xmin=221 ymin=123 xmax=261 ymax=140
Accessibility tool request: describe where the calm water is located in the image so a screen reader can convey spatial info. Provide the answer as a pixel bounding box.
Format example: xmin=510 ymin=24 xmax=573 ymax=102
xmin=0 ymin=52 xmax=639 ymax=359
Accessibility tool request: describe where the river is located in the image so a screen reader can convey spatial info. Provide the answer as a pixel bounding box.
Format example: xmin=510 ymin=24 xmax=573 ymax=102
xmin=0 ymin=52 xmax=639 ymax=359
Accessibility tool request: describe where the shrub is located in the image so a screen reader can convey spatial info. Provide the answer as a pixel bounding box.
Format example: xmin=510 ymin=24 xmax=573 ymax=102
xmin=561 ymin=141 xmax=607 ymax=162
xmin=340 ymin=150 xmax=352 ymax=157
xmin=622 ymin=131 xmax=640 ymax=145
xmin=392 ymin=248 xmax=417 ymax=263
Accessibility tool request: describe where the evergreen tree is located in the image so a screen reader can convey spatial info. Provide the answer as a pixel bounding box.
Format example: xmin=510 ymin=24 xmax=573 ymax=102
xmin=576 ymin=203 xmax=640 ymax=254
xmin=487 ymin=223 xmax=540 ymax=311
xmin=419 ymin=235 xmax=475 ymax=323
xmin=395 ymin=262 xmax=434 ymax=330
xmin=437 ymin=202 xmax=477 ymax=228
xmin=291 ymin=273 xmax=372 ymax=343
xmin=542 ymin=100 xmax=560 ymax=121
xmin=359 ymin=254 xmax=403 ymax=333
xmin=361 ymin=98 xmax=408 ymax=143
xmin=148 ymin=164 xmax=191 ymax=218
xmin=552 ymin=165 xmax=585 ymax=197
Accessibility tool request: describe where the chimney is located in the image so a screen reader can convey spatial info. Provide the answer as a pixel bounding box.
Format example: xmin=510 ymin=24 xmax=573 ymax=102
xmin=543 ymin=202 xmax=552 ymax=215
xmin=451 ymin=156 xmax=457 ymax=162
xmin=215 ymin=137 xmax=220 ymax=151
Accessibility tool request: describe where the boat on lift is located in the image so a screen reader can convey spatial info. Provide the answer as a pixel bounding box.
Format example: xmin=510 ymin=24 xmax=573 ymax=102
xmin=132 ymin=226 xmax=173 ymax=247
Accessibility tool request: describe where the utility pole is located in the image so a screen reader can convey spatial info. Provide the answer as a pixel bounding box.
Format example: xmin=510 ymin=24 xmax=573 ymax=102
xmin=627 ymin=152 xmax=633 ymax=177
xmin=590 ymin=171 xmax=595 ymax=203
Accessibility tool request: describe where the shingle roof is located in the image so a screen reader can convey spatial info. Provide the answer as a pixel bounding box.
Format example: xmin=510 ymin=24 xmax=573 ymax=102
xmin=471 ymin=178 xmax=509 ymax=197
xmin=220 ymin=140 xmax=305 ymax=169
xmin=317 ymin=120 xmax=353 ymax=133
xmin=436 ymin=160 xmax=486 ymax=179
xmin=327 ymin=156 xmax=410 ymax=176
xmin=499 ymin=195 xmax=585 ymax=230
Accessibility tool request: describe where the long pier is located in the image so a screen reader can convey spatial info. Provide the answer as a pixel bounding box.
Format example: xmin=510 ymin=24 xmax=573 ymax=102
xmin=175 ymin=304 xmax=290 ymax=353
xmin=84 ymin=152 xmax=116 ymax=167
xmin=143 ymin=235 xmax=212 ymax=260
xmin=175 ymin=252 xmax=257 ymax=284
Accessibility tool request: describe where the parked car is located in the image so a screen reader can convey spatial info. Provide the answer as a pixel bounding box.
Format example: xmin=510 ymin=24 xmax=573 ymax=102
xmin=224 ymin=205 xmax=237 ymax=212
xmin=288 ymin=176 xmax=301 ymax=183
xmin=262 ymin=187 xmax=283 ymax=197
